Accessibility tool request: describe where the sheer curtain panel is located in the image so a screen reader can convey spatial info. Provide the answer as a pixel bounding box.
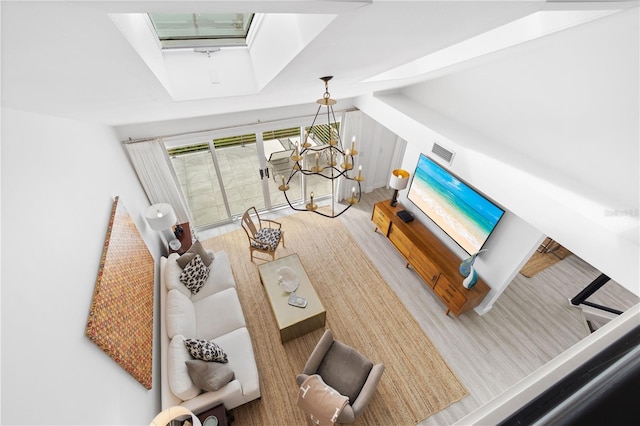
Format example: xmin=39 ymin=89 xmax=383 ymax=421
xmin=337 ymin=110 xmax=363 ymax=201
xmin=123 ymin=138 xmax=191 ymax=224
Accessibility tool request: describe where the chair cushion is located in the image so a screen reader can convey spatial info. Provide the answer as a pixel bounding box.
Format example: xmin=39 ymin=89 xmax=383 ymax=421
xmin=252 ymin=228 xmax=282 ymax=251
xmin=185 ymin=360 xmax=235 ymax=392
xmin=317 ymin=340 xmax=373 ymax=403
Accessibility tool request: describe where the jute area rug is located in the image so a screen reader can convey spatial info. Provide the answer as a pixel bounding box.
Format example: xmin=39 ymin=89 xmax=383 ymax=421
xmin=201 ymin=212 xmax=467 ymax=425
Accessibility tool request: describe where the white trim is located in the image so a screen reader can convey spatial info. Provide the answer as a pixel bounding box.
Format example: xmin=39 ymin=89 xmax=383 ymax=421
xmin=454 ymin=303 xmax=640 ymax=425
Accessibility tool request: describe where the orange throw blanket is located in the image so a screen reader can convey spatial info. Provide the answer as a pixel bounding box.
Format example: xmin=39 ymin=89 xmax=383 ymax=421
xmin=297 ymin=375 xmax=349 ymax=425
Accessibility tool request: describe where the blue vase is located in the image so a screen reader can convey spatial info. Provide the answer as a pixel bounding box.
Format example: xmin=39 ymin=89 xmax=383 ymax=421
xmin=459 ymin=250 xmax=486 ymax=277
xmin=462 ymin=267 xmax=478 ymax=289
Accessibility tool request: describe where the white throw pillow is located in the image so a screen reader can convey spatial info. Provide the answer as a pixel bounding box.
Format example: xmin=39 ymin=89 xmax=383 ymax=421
xmin=167 ymin=335 xmax=200 ymax=401
xmin=164 ymin=254 xmax=192 ymax=297
xmin=166 ymin=289 xmax=196 ymax=339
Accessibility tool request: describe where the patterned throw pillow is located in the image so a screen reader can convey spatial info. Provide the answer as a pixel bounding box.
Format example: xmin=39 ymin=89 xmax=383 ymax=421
xmin=184 ymin=338 xmax=228 ymax=363
xmin=252 ymin=228 xmax=282 ymax=251
xmin=179 ymin=254 xmax=210 ymax=294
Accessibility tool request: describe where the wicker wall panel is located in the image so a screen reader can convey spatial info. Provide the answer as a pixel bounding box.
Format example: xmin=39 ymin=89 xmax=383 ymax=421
xmin=86 ymin=196 xmax=155 ymax=389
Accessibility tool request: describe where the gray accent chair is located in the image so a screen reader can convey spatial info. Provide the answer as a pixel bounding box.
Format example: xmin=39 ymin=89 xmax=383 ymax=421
xmin=296 ymin=329 xmax=385 ymax=423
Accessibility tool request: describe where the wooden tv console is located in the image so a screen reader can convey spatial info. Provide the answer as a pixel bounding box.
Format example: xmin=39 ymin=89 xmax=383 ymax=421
xmin=372 ymin=201 xmax=490 ymax=317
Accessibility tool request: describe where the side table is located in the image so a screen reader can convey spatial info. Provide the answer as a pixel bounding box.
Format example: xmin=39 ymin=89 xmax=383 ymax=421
xmin=197 ymin=404 xmax=232 ymax=426
xmin=169 ymin=222 xmax=193 ymax=255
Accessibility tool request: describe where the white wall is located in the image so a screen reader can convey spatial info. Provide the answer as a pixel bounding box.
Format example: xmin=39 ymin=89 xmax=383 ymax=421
xmin=355 ymin=7 xmax=639 ymax=304
xmin=1 ymin=109 xmax=162 ymax=425
xmin=403 ymin=140 xmax=545 ymax=313
xmin=356 ymin=94 xmax=545 ymax=313
xmin=406 ymin=7 xmax=639 ymax=293
xmin=406 ymin=7 xmax=639 ymax=213
xmin=115 ymin=99 xmax=354 ymax=141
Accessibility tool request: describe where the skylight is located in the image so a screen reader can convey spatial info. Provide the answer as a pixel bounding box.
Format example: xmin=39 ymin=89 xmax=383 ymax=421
xmin=148 ymin=13 xmax=254 ymax=49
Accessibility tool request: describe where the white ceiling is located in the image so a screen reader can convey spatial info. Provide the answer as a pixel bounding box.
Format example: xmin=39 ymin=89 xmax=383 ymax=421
xmin=1 ymin=1 xmax=630 ymax=127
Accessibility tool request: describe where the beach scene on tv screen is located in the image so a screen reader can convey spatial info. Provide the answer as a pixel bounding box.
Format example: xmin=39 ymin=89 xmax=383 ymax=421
xmin=408 ymin=155 xmax=504 ymax=254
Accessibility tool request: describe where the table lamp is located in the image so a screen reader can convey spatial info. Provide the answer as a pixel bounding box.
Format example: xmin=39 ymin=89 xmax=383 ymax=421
xmin=150 ymin=406 xmax=201 ymax=426
xmin=389 ymin=169 xmax=410 ymax=206
xmin=145 ymin=203 xmax=181 ymax=251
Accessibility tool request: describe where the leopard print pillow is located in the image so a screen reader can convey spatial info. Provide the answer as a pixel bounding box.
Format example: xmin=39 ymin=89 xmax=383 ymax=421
xmin=179 ymin=254 xmax=210 ymax=294
xmin=184 ymin=338 xmax=228 ymax=363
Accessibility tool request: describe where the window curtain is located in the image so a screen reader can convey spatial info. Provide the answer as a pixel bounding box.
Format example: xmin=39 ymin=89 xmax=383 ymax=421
xmin=389 ymin=135 xmax=407 ymax=186
xmin=337 ymin=110 xmax=363 ymax=201
xmin=123 ymin=138 xmax=191 ymax=224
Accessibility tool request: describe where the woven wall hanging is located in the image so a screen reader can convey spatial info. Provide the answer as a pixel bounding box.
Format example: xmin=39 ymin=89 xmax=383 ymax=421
xmin=86 ymin=196 xmax=155 ymax=389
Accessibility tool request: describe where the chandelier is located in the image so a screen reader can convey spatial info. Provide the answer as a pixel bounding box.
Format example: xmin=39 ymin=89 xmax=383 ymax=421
xmin=280 ymin=76 xmax=364 ymax=218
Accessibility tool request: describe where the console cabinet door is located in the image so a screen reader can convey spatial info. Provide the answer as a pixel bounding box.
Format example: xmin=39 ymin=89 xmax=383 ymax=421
xmin=372 ymin=205 xmax=391 ymax=235
xmin=371 ymin=201 xmax=489 ymax=317
xmin=433 ymin=275 xmax=466 ymax=315
xmin=408 ymin=249 xmax=440 ymax=288
xmin=388 ymin=225 xmax=413 ymax=258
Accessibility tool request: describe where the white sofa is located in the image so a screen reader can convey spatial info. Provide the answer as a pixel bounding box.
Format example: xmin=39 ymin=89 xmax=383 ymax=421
xmin=160 ymin=249 xmax=261 ymax=413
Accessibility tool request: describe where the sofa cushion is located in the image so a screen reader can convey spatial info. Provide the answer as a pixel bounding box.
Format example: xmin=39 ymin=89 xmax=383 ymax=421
xmin=186 ymin=360 xmax=235 ymax=392
xmin=166 ymin=289 xmax=196 ymax=339
xmin=193 ymin=288 xmax=246 ymax=340
xmin=168 ymin=335 xmax=201 ymax=400
xmin=214 ymin=328 xmax=261 ymax=400
xmin=177 ymin=240 xmax=213 ymax=268
xmin=317 ymin=340 xmax=373 ymax=403
xmin=180 ymin=254 xmax=210 ymax=294
xmin=184 ymin=338 xmax=228 ymax=363
xmin=190 ymin=251 xmax=236 ymax=302
xmin=164 ymin=254 xmax=192 ymax=298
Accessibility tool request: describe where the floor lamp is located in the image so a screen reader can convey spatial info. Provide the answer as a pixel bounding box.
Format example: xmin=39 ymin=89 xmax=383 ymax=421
xmin=145 ymin=203 xmax=181 ymax=251
xmin=389 ymin=169 xmax=410 ymax=206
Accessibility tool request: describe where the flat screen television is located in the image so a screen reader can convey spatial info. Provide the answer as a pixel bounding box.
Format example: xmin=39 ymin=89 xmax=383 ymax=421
xmin=407 ymin=154 xmax=505 ymax=255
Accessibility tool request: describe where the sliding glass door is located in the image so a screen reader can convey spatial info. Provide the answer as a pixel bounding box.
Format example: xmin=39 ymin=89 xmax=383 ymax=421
xmin=168 ymin=133 xmax=266 ymax=228
xmin=214 ymin=133 xmax=265 ymax=218
xmin=165 ymin=117 xmax=343 ymax=231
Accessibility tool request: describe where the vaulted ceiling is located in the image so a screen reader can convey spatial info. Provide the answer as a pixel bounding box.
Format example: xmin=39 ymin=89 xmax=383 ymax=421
xmin=1 ymin=1 xmax=632 ymax=126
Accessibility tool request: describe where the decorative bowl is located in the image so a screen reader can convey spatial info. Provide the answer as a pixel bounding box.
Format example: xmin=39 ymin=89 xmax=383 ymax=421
xmin=276 ymin=266 xmax=299 ymax=293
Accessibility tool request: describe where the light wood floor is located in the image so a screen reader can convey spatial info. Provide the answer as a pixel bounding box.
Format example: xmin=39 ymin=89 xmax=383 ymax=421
xmin=341 ymin=188 xmax=638 ymax=425
xmin=200 ymin=188 xmax=638 ymax=425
